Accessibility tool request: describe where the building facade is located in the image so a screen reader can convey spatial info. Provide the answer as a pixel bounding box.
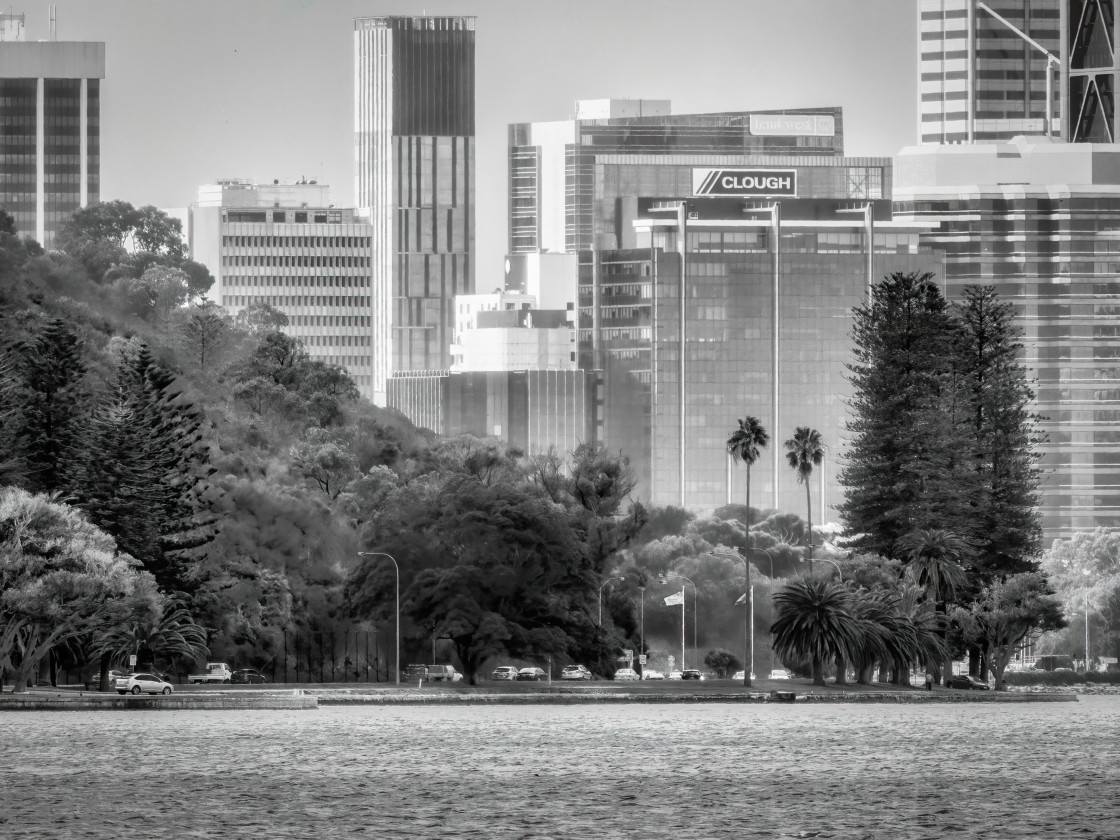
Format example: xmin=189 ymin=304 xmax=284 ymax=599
xmin=918 ymin=0 xmax=1061 ymax=144
xmin=584 ymin=183 xmax=941 ymax=515
xmin=895 ymin=137 xmax=1120 ymax=539
xmin=1067 ymin=0 xmax=1120 ymax=142
xmin=189 ymin=179 xmax=377 ymax=400
xmin=0 ymin=14 xmax=103 ymax=247
xmin=354 ymin=15 xmax=475 ymax=405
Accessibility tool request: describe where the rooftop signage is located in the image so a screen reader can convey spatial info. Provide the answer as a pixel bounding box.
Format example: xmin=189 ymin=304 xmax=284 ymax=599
xmin=692 ymin=168 xmax=797 ymax=197
xmin=749 ymin=114 xmax=835 ymax=137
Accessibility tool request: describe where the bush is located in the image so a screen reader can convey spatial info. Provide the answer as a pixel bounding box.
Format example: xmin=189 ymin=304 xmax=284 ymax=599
xmin=703 ymin=648 xmax=742 ymax=679
xmin=1002 ymin=670 xmax=1120 ymax=687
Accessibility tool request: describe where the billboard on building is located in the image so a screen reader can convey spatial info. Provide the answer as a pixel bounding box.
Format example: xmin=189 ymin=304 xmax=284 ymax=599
xmin=692 ymin=168 xmax=797 ymax=197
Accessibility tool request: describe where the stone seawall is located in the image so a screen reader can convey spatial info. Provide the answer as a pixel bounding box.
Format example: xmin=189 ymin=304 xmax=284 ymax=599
xmin=0 ymin=692 xmax=318 ymax=711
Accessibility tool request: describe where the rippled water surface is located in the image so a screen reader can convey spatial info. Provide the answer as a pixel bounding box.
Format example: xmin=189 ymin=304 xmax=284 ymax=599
xmin=2 ymin=697 xmax=1119 ymax=839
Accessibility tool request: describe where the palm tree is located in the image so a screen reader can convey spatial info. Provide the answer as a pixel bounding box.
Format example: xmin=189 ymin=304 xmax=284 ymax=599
xmin=770 ymin=578 xmax=860 ymax=686
xmin=896 ymin=528 xmax=969 ymax=684
xmin=91 ymin=601 xmax=210 ymax=689
xmin=727 ymin=416 xmax=768 ymax=688
xmin=784 ymin=427 xmax=824 ymax=575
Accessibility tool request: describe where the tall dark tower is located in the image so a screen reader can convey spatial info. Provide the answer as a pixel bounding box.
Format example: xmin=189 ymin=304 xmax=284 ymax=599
xmin=354 ymin=16 xmax=475 ymax=406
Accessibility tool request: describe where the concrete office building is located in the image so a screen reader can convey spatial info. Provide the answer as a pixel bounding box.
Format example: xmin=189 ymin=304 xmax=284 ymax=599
xmin=0 ymin=12 xmax=103 ymax=247
xmin=584 ymin=173 xmax=941 ymax=515
xmin=189 ymin=179 xmax=377 ymax=400
xmin=894 ymin=136 xmax=1120 ymax=539
xmin=918 ymin=0 xmax=1061 ymax=144
xmin=354 ymin=15 xmax=475 ymax=406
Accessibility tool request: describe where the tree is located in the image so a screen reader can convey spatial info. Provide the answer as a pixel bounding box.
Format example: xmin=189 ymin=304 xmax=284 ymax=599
xmin=952 ymin=572 xmax=1066 ymax=690
xmin=839 ymin=272 xmax=967 ymax=557
xmin=91 ymin=600 xmax=210 ymax=688
xmin=897 ymin=528 xmax=969 ymax=684
xmin=0 ymin=208 xmax=16 ymax=235
xmin=290 ymin=428 xmax=360 ymax=499
xmin=727 ymin=416 xmax=767 ymax=687
xmin=784 ymin=426 xmax=823 ymax=574
xmin=703 ymin=648 xmax=742 ymax=679
xmin=1039 ymin=529 xmax=1120 ymax=661
xmin=0 ymin=487 xmax=159 ymax=693
xmin=178 ymin=302 xmax=234 ymax=372
xmin=235 ymin=301 xmax=290 ymax=335
xmin=953 ymin=285 xmax=1044 ymax=580
xmin=770 ymin=578 xmax=861 ymax=686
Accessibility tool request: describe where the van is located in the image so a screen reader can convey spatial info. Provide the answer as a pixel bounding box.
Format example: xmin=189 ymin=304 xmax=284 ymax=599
xmin=426 ymin=664 xmax=462 ymax=682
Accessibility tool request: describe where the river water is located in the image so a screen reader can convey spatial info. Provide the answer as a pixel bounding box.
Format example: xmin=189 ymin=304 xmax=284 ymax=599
xmin=2 ymin=696 xmax=1118 ymax=839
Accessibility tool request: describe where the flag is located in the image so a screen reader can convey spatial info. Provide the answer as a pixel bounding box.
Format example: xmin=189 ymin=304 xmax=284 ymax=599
xmin=734 ymin=593 xmax=747 ymax=605
xmin=663 ymin=590 xmax=684 ymax=607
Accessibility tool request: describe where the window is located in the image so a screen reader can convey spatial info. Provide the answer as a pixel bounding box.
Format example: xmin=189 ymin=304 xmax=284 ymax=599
xmin=273 ymin=211 xmax=285 ymax=223
xmin=295 ymin=212 xmax=307 ymax=223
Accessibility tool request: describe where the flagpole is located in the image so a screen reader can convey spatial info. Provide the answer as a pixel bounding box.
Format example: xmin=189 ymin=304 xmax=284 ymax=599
xmin=680 ymin=586 xmax=686 ymax=671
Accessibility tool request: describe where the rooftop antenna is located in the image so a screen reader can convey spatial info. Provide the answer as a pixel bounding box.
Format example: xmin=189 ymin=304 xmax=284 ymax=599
xmin=49 ymin=4 xmax=55 ymax=40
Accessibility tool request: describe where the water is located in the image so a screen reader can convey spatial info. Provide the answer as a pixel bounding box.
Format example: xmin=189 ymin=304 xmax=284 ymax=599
xmin=2 ymin=697 xmax=1118 ymax=839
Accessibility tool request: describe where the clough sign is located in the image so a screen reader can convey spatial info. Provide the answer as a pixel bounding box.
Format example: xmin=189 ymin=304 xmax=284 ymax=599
xmin=692 ymin=168 xmax=797 ymax=197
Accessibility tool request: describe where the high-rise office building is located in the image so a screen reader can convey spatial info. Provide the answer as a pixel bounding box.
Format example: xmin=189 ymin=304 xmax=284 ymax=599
xmin=0 ymin=13 xmax=103 ymax=247
xmin=1067 ymin=0 xmax=1120 ymax=142
xmin=189 ymin=179 xmax=377 ymax=400
xmin=509 ymin=100 xmax=844 ymax=257
xmin=354 ymin=15 xmax=475 ymax=406
xmin=894 ymin=136 xmax=1120 ymax=540
xmin=918 ymin=0 xmax=1061 ymax=144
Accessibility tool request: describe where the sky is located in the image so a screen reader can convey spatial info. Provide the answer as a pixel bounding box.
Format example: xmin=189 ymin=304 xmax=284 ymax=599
xmin=27 ymin=0 xmax=917 ymax=279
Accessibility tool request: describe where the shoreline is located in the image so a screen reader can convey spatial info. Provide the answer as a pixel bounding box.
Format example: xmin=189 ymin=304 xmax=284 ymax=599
xmin=0 ymin=683 xmax=1081 ymax=711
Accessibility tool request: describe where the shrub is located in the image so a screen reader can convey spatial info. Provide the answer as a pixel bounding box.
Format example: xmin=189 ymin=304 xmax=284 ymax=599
xmin=1002 ymin=670 xmax=1120 ymax=687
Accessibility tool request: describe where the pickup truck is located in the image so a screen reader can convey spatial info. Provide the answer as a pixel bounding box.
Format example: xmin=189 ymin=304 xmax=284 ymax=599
xmin=188 ymin=662 xmax=233 ymax=684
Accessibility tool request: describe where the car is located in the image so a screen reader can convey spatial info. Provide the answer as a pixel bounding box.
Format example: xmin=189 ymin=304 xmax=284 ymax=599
xmin=642 ymin=670 xmax=665 ymax=680
xmin=231 ymin=668 xmax=268 ymax=684
xmin=681 ymin=669 xmax=703 ymax=681
xmin=667 ymin=671 xmax=684 ymax=680
xmin=613 ymin=668 xmax=640 ymax=681
xmin=769 ymin=669 xmax=790 ymax=680
xmin=426 ymin=665 xmax=463 ymax=683
xmin=947 ymin=674 xmax=991 ymax=690
xmin=490 ymin=666 xmax=519 ymax=680
xmin=115 ymin=673 xmax=173 ymax=695
xmin=560 ymin=665 xmax=593 ymax=681
xmin=516 ymin=667 xmax=547 ymax=681
xmin=87 ymin=669 xmax=126 ymax=690
xmin=731 ymin=671 xmax=755 ymax=681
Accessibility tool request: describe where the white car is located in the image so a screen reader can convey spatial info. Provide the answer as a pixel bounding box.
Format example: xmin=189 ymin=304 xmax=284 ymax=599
xmin=490 ymin=666 xmax=519 ymax=680
xmin=769 ymin=669 xmax=790 ymax=680
xmin=613 ymin=668 xmax=640 ymax=681
xmin=667 ymin=671 xmax=684 ymax=680
xmin=116 ymin=673 xmax=173 ymax=695
xmin=560 ymin=664 xmax=593 ymax=681
xmin=642 ymin=670 xmax=665 ymax=680
xmin=732 ymin=671 xmax=757 ymax=681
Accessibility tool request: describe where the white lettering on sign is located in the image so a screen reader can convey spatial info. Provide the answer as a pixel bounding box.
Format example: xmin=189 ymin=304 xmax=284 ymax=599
xmin=692 ymin=168 xmax=798 ymax=197
xmin=749 ymin=114 xmax=835 ymax=137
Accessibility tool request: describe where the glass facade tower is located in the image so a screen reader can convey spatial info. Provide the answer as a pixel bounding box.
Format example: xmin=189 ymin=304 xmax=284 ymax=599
xmin=354 ymin=16 xmax=475 ymax=406
xmin=0 ymin=37 xmax=103 ymax=247
xmin=895 ymin=137 xmax=1120 ymax=540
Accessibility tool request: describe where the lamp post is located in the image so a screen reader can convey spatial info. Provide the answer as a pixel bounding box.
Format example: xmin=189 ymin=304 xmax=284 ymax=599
xmin=1083 ymin=568 xmax=1092 ymax=671
xmin=814 ymin=555 xmax=843 ymax=582
xmin=709 ymin=550 xmax=751 ymax=687
xmin=598 ymin=576 xmax=625 ymax=626
xmin=658 ymin=572 xmax=697 ymax=668
xmin=357 ymin=551 xmax=400 ymax=686
xmin=639 ymin=586 xmax=646 ymax=675
xmin=752 ymin=547 xmax=775 ymax=579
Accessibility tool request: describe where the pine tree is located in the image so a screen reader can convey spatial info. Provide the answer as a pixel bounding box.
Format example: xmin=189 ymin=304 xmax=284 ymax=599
xmin=953 ymin=285 xmax=1043 ymax=580
xmin=839 ymin=272 xmax=971 ymax=558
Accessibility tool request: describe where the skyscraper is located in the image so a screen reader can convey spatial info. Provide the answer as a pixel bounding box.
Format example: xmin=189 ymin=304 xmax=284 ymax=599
xmin=919 ymin=0 xmax=1061 ymax=144
xmin=354 ymin=15 xmax=475 ymax=406
xmin=1067 ymin=0 xmax=1120 ymax=142
xmin=0 ymin=13 xmax=103 ymax=247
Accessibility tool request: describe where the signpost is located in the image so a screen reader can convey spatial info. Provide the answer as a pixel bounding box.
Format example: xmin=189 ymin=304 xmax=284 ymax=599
xmin=129 ymin=655 xmax=137 ymax=668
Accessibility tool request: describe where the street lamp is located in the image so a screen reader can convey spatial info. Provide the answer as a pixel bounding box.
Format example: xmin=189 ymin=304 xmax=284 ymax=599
xmin=639 ymin=585 xmax=646 ymax=675
xmin=709 ymin=550 xmax=751 ymax=688
xmin=814 ymin=554 xmax=843 ymax=582
xmin=659 ymin=572 xmax=697 ymax=670
xmin=752 ymin=547 xmax=775 ymax=579
xmin=357 ymin=551 xmax=400 ymax=686
xmin=1083 ymin=568 xmax=1092 ymax=671
xmin=598 ymin=576 xmax=625 ymax=626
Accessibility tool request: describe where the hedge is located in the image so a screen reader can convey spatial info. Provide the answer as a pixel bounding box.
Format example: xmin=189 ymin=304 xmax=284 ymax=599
xmin=1002 ymin=670 xmax=1120 ymax=687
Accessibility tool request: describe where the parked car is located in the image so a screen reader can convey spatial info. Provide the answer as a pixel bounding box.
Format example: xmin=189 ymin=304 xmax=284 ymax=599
xmin=403 ymin=664 xmax=428 ymax=682
xmin=491 ymin=666 xmax=519 ymax=681
xmin=731 ymin=671 xmax=755 ymax=681
xmin=426 ymin=665 xmax=463 ymax=683
xmin=188 ymin=662 xmax=233 ymax=684
xmin=613 ymin=668 xmax=640 ymax=681
xmin=115 ymin=673 xmax=173 ymax=695
xmin=947 ymin=674 xmax=991 ymax=690
xmin=516 ymin=667 xmax=547 ymax=681
xmin=681 ymin=669 xmax=703 ymax=681
xmin=231 ymin=668 xmax=268 ymax=684
xmin=560 ymin=665 xmax=593 ymax=681
xmin=87 ymin=669 xmax=126 ymax=691
xmin=642 ymin=670 xmax=665 ymax=680
xmin=769 ymin=669 xmax=790 ymax=680
xmin=667 ymin=671 xmax=684 ymax=680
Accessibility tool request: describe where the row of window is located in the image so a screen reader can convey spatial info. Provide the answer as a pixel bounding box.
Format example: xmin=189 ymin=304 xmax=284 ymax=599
xmin=225 ymin=275 xmax=368 ymax=289
xmin=223 ymin=254 xmax=371 ymax=268
xmin=300 ymin=334 xmax=371 ymax=347
xmin=223 ymin=234 xmax=371 ymax=249
xmin=221 ymin=298 xmax=372 ymax=326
